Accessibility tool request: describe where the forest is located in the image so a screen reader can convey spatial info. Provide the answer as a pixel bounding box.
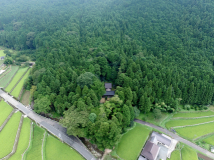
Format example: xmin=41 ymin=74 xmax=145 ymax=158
xmin=1 ymin=0 xmax=214 ymax=150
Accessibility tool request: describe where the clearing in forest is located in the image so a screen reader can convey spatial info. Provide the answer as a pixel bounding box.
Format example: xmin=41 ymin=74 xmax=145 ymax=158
xmin=0 ymin=100 xmax=13 ymax=126
xmin=175 ymin=122 xmax=214 ymax=140
xmin=9 ymin=118 xmax=31 ymax=160
xmin=181 ymin=145 xmax=198 ymax=160
xmin=165 ymin=116 xmax=214 ymax=129
xmin=5 ymin=67 xmax=28 ymax=92
xmin=115 ymin=123 xmax=151 ymax=160
xmin=0 ymin=66 xmax=19 ymax=88
xmin=11 ymin=68 xmax=31 ymax=98
xmin=0 ymin=111 xmax=22 ymax=158
xmin=0 ymin=50 xmax=5 ymax=57
xmin=25 ymin=124 xmax=45 ymax=160
xmin=45 ymin=135 xmax=84 ymax=160
xmin=173 ymin=111 xmax=214 ymax=118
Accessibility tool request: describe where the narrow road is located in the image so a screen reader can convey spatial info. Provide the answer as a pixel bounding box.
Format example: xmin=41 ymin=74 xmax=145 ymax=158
xmin=134 ymin=119 xmax=214 ymax=159
xmin=0 ymin=89 xmax=96 ymax=160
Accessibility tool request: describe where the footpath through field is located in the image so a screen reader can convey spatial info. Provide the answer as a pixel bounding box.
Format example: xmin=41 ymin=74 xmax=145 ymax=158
xmin=0 ymin=89 xmax=96 ymax=160
xmin=134 ymin=119 xmax=214 ymax=159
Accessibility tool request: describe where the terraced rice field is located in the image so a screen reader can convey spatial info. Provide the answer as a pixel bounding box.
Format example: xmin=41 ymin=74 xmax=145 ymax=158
xmin=175 ymin=122 xmax=214 ymax=140
xmin=0 ymin=66 xmax=19 ymax=88
xmin=11 ymin=68 xmax=31 ymax=98
xmin=0 ymin=100 xmax=13 ymax=126
xmin=116 ymin=123 xmax=151 ymax=160
xmin=25 ymin=124 xmax=45 ymax=160
xmin=0 ymin=100 xmax=84 ymax=160
xmin=203 ymin=135 xmax=214 ymax=146
xmin=10 ymin=118 xmax=31 ymax=160
xmin=0 ymin=111 xmax=22 ymax=158
xmin=173 ymin=111 xmax=214 ymax=118
xmin=169 ymin=150 xmax=180 ymax=160
xmin=165 ymin=116 xmax=214 ymax=129
xmin=5 ymin=67 xmax=28 ymax=92
xmin=181 ymin=146 xmax=198 ymax=160
xmin=45 ymin=135 xmax=84 ymax=160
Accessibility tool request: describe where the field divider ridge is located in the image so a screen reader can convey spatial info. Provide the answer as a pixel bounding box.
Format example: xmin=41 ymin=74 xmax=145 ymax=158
xmin=172 ymin=115 xmax=214 ymax=120
xmin=0 ymin=109 xmax=15 ymax=132
xmin=0 ymin=115 xmax=24 ymax=160
xmin=9 ymin=67 xmax=30 ymax=94
xmin=41 ymin=131 xmax=47 ymax=160
xmin=173 ymin=120 xmax=214 ymax=129
xmin=194 ymin=132 xmax=214 ymax=141
xmin=0 ymin=65 xmax=11 ymax=79
xmin=22 ymin=121 xmax=33 ymax=160
xmin=3 ymin=66 xmax=19 ymax=89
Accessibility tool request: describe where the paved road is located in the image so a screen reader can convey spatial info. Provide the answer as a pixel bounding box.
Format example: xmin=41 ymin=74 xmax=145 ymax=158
xmin=0 ymin=89 xmax=96 ymax=160
xmin=135 ymin=119 xmax=214 ymax=159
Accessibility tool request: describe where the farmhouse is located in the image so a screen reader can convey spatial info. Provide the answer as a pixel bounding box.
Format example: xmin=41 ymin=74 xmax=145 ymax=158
xmin=138 ymin=132 xmax=177 ymax=160
xmin=100 ymin=83 xmax=115 ymax=103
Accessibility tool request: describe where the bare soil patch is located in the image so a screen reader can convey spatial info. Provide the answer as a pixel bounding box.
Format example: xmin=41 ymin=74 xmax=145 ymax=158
xmin=21 ymin=90 xmax=30 ymax=106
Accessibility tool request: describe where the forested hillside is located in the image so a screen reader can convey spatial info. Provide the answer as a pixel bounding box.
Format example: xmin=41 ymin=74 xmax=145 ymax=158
xmin=1 ymin=0 xmax=214 ymax=150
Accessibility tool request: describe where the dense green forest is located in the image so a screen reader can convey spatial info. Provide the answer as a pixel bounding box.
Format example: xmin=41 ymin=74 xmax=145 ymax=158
xmin=1 ymin=0 xmax=214 ymax=150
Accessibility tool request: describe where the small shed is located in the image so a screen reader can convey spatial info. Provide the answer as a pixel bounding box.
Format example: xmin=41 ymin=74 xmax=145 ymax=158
xmin=0 ymin=56 xmax=5 ymax=60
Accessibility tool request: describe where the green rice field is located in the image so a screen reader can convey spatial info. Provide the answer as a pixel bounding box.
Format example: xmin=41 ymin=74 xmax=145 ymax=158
xmin=11 ymin=68 xmax=31 ymax=98
xmin=0 ymin=66 xmax=19 ymax=88
xmin=0 ymin=112 xmax=22 ymax=158
xmin=45 ymin=135 xmax=84 ymax=160
xmin=0 ymin=100 xmax=13 ymax=126
xmin=175 ymin=122 xmax=214 ymax=139
xmin=203 ymin=135 xmax=214 ymax=146
xmin=181 ymin=146 xmax=198 ymax=160
xmin=0 ymin=50 xmax=5 ymax=57
xmin=173 ymin=111 xmax=214 ymax=118
xmin=10 ymin=118 xmax=31 ymax=160
xmin=5 ymin=67 xmax=28 ymax=92
xmin=25 ymin=124 xmax=45 ymax=160
xmin=169 ymin=150 xmax=180 ymax=160
xmin=116 ymin=123 xmax=151 ymax=160
xmin=166 ymin=116 xmax=214 ymax=129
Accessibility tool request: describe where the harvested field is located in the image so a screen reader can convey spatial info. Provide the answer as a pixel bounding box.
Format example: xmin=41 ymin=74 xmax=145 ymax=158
xmin=0 ymin=66 xmax=19 ymax=88
xmin=5 ymin=67 xmax=28 ymax=92
xmin=21 ymin=90 xmax=30 ymax=106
